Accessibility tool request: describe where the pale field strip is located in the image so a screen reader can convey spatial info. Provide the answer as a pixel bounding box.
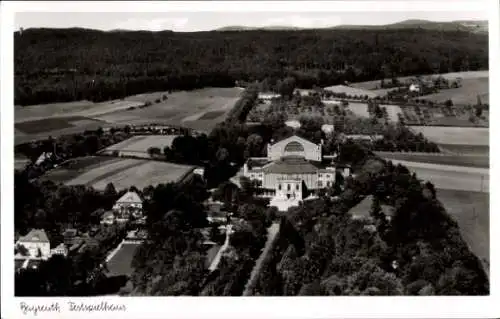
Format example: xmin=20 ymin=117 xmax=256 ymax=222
xmin=409 ymin=126 xmax=489 ymax=145
xmin=65 ymin=158 xmax=142 ymax=186
xmin=376 ymin=151 xmax=487 ymax=157
xmin=103 ymin=135 xmax=179 ymax=153
xmin=91 ymin=161 xmax=194 ymax=191
xmin=389 ymin=159 xmax=489 ymax=193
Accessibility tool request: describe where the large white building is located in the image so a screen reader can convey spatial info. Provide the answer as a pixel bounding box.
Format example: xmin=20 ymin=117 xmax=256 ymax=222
xmin=15 ymin=229 xmax=51 ymax=259
xmin=243 ymin=135 xmax=350 ymax=211
xmin=113 ymin=191 xmax=143 ymax=220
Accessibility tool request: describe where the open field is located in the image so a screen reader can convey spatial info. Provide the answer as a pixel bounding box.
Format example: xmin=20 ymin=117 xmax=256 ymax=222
xmin=100 ymin=135 xmax=179 ymax=158
xmin=95 ymin=88 xmax=242 ymax=132
xmin=415 ymin=77 xmax=489 ymax=105
xmin=376 ymin=152 xmax=489 ymax=168
xmin=409 ymin=126 xmax=488 ymax=146
xmin=439 ymin=144 xmax=489 ymax=156
xmin=350 ymin=70 xmax=489 ymax=90
xmin=42 ymin=156 xmax=193 ymax=190
xmin=388 ymin=159 xmax=489 ymax=193
xmin=107 ymin=243 xmax=140 ymax=277
xmin=435 ymin=189 xmax=489 ymax=276
xmin=15 ymin=87 xmax=242 ymax=142
xmin=15 ymin=116 xmax=106 ymax=135
xmin=324 ymin=85 xmax=380 ymax=98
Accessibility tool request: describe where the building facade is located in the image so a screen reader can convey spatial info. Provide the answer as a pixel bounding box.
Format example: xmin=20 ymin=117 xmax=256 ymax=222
xmin=15 ymin=229 xmax=51 ymax=259
xmin=243 ymin=135 xmax=350 ymax=210
xmin=113 ymin=191 xmax=143 ymax=219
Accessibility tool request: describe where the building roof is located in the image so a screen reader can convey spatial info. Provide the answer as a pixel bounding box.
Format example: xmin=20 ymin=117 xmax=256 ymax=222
xmin=18 ymin=229 xmax=50 ymax=243
xmin=263 ymin=156 xmax=320 ymax=174
xmin=116 ymin=191 xmax=142 ymax=204
xmin=102 ymin=211 xmax=115 ymax=219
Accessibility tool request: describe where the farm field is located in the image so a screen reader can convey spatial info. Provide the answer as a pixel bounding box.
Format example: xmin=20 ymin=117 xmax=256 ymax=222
xmin=439 ymin=144 xmax=489 ymax=156
xmin=435 ymin=189 xmax=489 ymax=277
xmin=376 ymin=152 xmax=489 ymax=168
xmin=409 ymin=126 xmax=489 ymax=146
xmin=42 ymin=156 xmax=193 ymax=191
xmin=388 ymin=159 xmax=489 ymax=193
xmin=324 ymin=85 xmax=380 ymax=98
xmin=415 ymin=77 xmax=489 ymax=105
xmin=14 ymin=87 xmax=242 ymax=143
xmin=95 ymin=88 xmax=242 ymax=131
xmin=350 ymin=70 xmax=488 ymax=90
xmin=100 ymin=135 xmax=179 ymax=158
xmin=106 ymin=243 xmax=140 ymax=277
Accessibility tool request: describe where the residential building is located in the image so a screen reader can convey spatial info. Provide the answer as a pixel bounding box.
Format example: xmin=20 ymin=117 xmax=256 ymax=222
xmin=50 ymin=243 xmax=68 ymax=257
xmin=15 ymin=229 xmax=51 ymax=259
xmin=113 ymin=191 xmax=143 ymax=219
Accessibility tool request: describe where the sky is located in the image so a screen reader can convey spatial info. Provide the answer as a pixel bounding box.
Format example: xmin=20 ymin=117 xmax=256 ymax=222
xmin=15 ymin=11 xmax=488 ymax=32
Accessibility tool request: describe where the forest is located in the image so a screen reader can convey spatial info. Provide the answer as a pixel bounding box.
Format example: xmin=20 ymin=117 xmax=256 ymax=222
xmin=14 ymin=28 xmax=488 ymax=105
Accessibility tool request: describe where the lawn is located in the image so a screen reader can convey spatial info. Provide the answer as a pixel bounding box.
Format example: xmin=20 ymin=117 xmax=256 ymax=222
xmin=388 ymin=159 xmax=489 ymax=193
xmin=107 ymin=243 xmax=141 ymax=277
xmin=324 ymin=85 xmax=380 ymax=98
xmin=436 ymin=188 xmax=489 ymax=276
xmin=409 ymin=126 xmax=489 ymax=146
xmin=42 ymin=156 xmax=194 ymax=190
xmin=100 ymin=135 xmax=179 ymax=158
xmin=376 ymin=152 xmax=489 ymax=168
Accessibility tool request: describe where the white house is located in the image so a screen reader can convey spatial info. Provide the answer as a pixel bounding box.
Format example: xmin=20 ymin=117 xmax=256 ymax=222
xmin=50 ymin=243 xmax=68 ymax=257
xmin=16 ymin=229 xmax=51 ymax=260
xmin=113 ymin=191 xmax=143 ymax=219
xmin=409 ymin=83 xmax=421 ymax=92
xmin=35 ymin=152 xmax=53 ymax=166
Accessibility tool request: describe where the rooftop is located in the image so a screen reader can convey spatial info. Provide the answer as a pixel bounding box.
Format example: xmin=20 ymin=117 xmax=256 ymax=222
xmin=263 ymin=156 xmax=320 ymax=174
xmin=18 ymin=229 xmax=50 ymax=243
xmin=116 ymin=191 xmax=142 ymax=204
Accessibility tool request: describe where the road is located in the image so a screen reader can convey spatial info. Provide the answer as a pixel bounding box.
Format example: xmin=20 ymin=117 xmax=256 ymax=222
xmin=242 ymin=222 xmax=280 ymax=296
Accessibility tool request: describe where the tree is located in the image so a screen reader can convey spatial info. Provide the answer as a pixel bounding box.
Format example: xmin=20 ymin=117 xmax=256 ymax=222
xmin=147 ymin=147 xmax=161 ymax=157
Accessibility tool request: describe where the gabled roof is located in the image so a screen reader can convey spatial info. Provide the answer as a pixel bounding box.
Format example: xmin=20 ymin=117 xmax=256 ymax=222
xmin=18 ymin=229 xmax=50 ymax=243
xmin=116 ymin=191 xmax=142 ymax=204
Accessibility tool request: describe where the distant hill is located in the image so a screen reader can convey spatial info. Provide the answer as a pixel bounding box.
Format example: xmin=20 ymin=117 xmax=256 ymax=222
xmin=215 ymin=19 xmax=488 ymax=33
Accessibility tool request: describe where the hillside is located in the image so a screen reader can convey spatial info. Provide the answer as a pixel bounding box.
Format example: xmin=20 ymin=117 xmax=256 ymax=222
xmin=14 ymin=27 xmax=488 ymax=106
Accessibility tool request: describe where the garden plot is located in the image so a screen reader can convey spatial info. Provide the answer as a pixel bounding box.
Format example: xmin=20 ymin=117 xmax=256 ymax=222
xmin=409 ymin=126 xmax=488 ymax=146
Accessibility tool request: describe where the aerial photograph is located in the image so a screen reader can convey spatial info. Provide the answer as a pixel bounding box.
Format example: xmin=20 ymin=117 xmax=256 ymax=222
xmin=12 ymin=9 xmax=489 ymax=297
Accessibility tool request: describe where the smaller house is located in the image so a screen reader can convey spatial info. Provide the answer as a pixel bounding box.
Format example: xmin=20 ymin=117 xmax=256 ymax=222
xmin=35 ymin=152 xmax=53 ymax=166
xmin=63 ymin=228 xmax=78 ymax=246
xmin=113 ymin=191 xmax=143 ymax=219
xmin=15 ymin=229 xmax=51 ymax=260
xmin=50 ymin=243 xmax=68 ymax=257
xmin=409 ymin=83 xmax=421 ymax=92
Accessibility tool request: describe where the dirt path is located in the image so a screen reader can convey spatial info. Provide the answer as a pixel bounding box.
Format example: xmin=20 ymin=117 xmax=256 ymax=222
xmin=242 ymin=223 xmax=280 ymax=296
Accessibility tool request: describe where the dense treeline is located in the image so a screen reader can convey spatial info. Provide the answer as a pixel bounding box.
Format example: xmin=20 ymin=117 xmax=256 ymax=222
xmin=15 ymin=28 xmax=488 ymax=105
xmin=251 ymin=158 xmax=489 ymax=295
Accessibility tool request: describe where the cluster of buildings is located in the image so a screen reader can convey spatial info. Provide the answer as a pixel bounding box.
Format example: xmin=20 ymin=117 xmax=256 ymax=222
xmin=15 ymin=190 xmax=146 ymax=272
xmin=243 ymin=135 xmax=351 ymax=211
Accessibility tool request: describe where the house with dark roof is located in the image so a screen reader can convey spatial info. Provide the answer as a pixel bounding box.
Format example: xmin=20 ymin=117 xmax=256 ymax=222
xmin=243 ymin=135 xmax=351 ymax=211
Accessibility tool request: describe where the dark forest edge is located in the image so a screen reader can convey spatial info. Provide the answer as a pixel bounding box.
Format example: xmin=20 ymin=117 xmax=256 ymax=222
xmin=14 ymin=28 xmax=487 ymax=106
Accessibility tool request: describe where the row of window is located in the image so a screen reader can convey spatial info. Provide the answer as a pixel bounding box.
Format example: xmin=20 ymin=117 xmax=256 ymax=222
xmin=318 ymin=181 xmax=332 ymax=187
xmin=278 ymin=184 xmax=300 ymax=191
xmin=318 ymin=173 xmax=333 ymax=179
